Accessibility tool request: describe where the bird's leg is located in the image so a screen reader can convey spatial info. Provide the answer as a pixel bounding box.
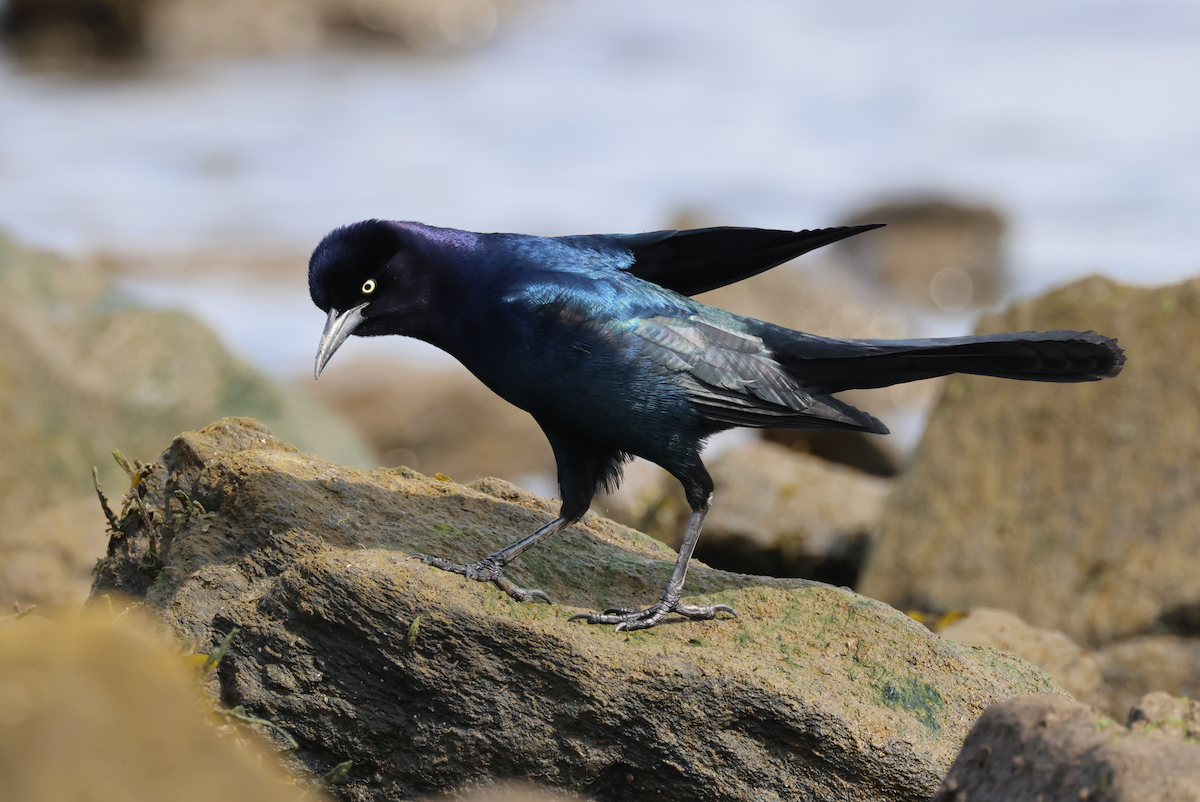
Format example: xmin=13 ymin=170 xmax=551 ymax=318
xmin=570 ymin=494 xmax=736 ymax=631
xmin=411 ymin=516 xmax=572 ymax=604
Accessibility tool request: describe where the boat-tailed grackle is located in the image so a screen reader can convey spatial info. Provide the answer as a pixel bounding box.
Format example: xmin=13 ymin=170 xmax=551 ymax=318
xmin=310 ymin=220 xmax=1124 ymax=631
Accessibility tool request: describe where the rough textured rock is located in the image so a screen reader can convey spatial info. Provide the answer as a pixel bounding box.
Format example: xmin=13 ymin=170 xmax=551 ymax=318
xmin=839 ymin=198 xmax=1007 ymax=311
xmin=647 ymin=440 xmax=890 ymax=585
xmin=861 ymin=276 xmax=1195 ymax=646
xmin=0 ymin=611 xmax=310 ymax=802
xmin=415 ymin=783 xmax=591 ymax=802
xmin=932 ymin=694 xmax=1200 ymax=802
xmin=92 ymin=417 xmax=1070 ymax=802
xmin=938 ymin=608 xmax=1105 ymax=712
xmin=1093 ymin=636 xmax=1200 ymax=722
xmin=0 ymin=231 xmax=372 ymax=612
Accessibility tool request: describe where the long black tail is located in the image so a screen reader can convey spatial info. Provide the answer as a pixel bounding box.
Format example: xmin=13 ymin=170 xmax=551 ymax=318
xmin=775 ymin=329 xmax=1125 ymax=394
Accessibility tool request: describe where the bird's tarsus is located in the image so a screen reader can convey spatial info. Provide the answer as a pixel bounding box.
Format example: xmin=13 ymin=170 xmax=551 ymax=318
xmin=410 ymin=554 xmax=552 ymax=604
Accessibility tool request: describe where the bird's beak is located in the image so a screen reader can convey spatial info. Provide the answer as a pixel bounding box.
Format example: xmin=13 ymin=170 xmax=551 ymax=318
xmin=314 ymin=302 xmax=368 ymax=379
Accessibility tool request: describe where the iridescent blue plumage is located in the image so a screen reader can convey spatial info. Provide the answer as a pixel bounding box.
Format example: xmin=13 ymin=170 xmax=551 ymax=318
xmin=308 ymin=218 xmax=1125 ymax=630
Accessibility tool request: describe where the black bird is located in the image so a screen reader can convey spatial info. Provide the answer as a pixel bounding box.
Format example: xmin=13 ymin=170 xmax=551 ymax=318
xmin=310 ymin=220 xmax=1124 ymax=631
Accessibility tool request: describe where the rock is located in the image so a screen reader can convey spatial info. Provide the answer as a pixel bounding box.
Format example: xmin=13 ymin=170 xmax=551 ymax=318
xmin=1 ymin=0 xmax=508 ymax=63
xmin=937 ymin=608 xmax=1105 ymax=712
xmin=644 ymin=440 xmax=890 ymax=586
xmin=92 ymin=417 xmax=1071 ymax=802
xmin=308 ymin=360 xmax=556 ymax=489
xmin=588 ymin=455 xmax=676 ymax=533
xmin=0 ymin=498 xmax=110 ymax=616
xmin=839 ymin=197 xmax=1007 ymax=311
xmin=317 ymin=0 xmax=504 ymax=52
xmin=1127 ymin=692 xmax=1200 ymax=737
xmin=1093 ymin=636 xmax=1200 ymax=722
xmin=859 ymin=276 xmax=1196 ymax=646
xmin=0 ymin=610 xmax=308 ymax=802
xmin=0 ymin=231 xmax=372 ymax=612
xmin=147 ymin=0 xmax=325 ymax=57
xmin=932 ymin=695 xmax=1200 ymax=802
xmin=937 ymin=610 xmax=1200 ymax=722
xmin=0 ymin=0 xmax=148 ymax=61
xmin=415 ymin=783 xmax=593 ymax=802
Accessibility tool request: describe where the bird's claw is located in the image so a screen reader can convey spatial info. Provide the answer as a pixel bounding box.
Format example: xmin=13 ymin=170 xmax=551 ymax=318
xmin=409 ymin=554 xmax=553 ymax=604
xmin=570 ymin=599 xmax=737 ymax=632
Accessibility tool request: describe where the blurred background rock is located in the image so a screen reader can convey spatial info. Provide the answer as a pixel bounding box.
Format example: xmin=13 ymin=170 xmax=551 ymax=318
xmin=0 ymin=609 xmax=320 ymax=802
xmin=0 ymin=0 xmax=511 ymax=63
xmin=838 ymin=198 xmax=1007 ymax=313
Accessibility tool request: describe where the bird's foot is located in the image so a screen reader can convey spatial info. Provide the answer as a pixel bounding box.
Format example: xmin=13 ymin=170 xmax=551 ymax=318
xmin=569 ymin=592 xmax=736 ymax=632
xmin=410 ymin=554 xmax=552 ymax=604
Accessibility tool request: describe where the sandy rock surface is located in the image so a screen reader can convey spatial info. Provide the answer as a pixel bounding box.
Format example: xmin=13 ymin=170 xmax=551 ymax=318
xmin=92 ymin=417 xmax=1069 ymax=802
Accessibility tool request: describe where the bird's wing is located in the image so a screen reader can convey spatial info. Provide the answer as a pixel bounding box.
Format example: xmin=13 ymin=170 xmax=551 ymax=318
xmin=609 ymin=224 xmax=884 ymax=296
xmin=631 ymin=314 xmax=887 ymax=433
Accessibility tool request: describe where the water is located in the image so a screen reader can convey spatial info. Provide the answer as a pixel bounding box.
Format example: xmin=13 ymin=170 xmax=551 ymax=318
xmin=2 ymin=0 xmax=1198 ymax=377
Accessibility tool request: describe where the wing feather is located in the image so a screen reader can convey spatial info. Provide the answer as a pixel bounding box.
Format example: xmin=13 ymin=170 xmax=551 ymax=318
xmin=633 ymin=316 xmax=810 ymax=411
xmin=610 ymin=224 xmax=885 ymax=296
xmin=629 ymin=314 xmax=887 ymax=433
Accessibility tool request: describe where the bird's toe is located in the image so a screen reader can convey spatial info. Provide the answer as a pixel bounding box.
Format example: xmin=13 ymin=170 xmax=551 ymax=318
xmin=409 ymin=553 xmax=469 ymax=573
xmin=570 ymin=599 xmax=736 ymax=631
xmin=496 ymin=577 xmax=553 ymax=604
xmin=675 ymin=602 xmax=737 ymax=620
xmin=408 ymin=553 xmax=553 ymax=604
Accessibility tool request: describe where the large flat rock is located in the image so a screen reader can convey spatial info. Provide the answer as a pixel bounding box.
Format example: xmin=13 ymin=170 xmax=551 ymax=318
xmin=92 ymin=418 xmax=1068 ymax=802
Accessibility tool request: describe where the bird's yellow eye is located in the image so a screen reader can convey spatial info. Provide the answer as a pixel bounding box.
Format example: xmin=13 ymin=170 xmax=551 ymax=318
xmin=362 ymin=279 xmax=377 ymax=294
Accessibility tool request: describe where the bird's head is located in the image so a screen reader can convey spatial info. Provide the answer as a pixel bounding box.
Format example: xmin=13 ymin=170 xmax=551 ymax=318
xmin=309 ymin=219 xmax=421 ymax=379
